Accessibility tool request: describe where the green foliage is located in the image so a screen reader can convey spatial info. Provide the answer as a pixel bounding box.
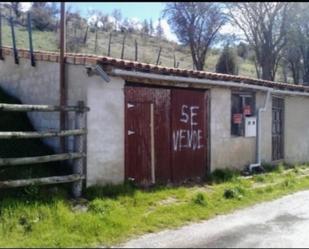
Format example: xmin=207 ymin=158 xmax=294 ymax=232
xmin=192 ymin=192 xmax=207 ymax=206
xmin=30 ymin=2 xmax=59 ymax=31
xmin=236 ymin=42 xmax=249 ymax=59
xmin=253 ymin=175 xmax=266 ymax=183
xmin=216 ymin=44 xmax=239 ymax=75
xmin=223 ymin=186 xmax=245 ymax=200
xmin=274 ymin=163 xmax=286 ymax=173
xmin=261 ymin=162 xmax=275 ymax=172
xmin=84 ymin=181 xmax=137 ymax=200
xmin=208 ymin=168 xmax=240 ymax=184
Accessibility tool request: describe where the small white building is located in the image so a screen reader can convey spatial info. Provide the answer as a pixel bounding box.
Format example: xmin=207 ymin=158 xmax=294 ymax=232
xmin=1 ymin=47 xmax=309 ymax=186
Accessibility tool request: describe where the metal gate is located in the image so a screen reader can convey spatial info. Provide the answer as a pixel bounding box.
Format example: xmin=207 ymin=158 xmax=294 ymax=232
xmin=272 ymin=97 xmax=284 ymax=161
xmin=125 ymin=85 xmax=208 ymax=185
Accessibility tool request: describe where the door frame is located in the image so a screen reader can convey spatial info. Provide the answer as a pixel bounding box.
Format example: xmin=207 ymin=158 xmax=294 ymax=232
xmin=272 ymin=95 xmax=285 ymax=161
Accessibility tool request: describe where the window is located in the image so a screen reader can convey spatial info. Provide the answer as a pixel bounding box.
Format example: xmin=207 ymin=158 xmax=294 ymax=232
xmin=231 ymin=92 xmax=255 ymax=136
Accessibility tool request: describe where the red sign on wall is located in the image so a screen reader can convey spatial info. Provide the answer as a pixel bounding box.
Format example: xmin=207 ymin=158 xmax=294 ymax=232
xmin=243 ymin=105 xmax=252 ymax=115
xmin=233 ymin=113 xmax=243 ymax=124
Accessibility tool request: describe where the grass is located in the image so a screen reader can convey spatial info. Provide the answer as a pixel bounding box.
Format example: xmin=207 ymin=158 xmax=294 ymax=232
xmin=0 ymin=164 xmax=309 ymax=247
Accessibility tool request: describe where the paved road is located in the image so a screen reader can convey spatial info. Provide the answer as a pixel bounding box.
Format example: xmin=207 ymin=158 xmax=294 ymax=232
xmin=119 ymin=190 xmax=309 ymax=248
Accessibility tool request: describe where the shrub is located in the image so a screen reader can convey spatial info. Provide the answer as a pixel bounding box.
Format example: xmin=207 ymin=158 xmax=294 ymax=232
xmin=281 ymin=178 xmax=296 ymax=188
xmin=208 ymin=169 xmax=240 ymax=184
xmin=223 ymin=186 xmax=245 ymax=200
xmin=88 ymin=199 xmax=111 ymax=215
xmin=84 ymin=181 xmax=136 ymax=200
xmin=216 ymin=44 xmax=239 ymax=75
xmin=262 ymin=163 xmax=275 ymax=172
xmin=254 ymin=175 xmax=266 ymax=183
xmin=192 ymin=192 xmax=207 ymax=206
xmin=275 ymin=163 xmax=285 ymax=173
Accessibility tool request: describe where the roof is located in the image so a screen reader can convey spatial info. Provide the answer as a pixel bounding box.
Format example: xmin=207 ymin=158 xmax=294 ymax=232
xmin=2 ymin=46 xmax=309 ymax=93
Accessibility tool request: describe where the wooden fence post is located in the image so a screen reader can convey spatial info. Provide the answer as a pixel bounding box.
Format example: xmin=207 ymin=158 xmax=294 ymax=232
xmin=156 ymin=47 xmax=162 ymax=65
xmin=27 ymin=12 xmax=35 ymax=67
xmin=0 ymin=9 xmax=3 ymax=60
xmin=121 ymin=33 xmax=127 ymax=59
xmin=135 ymin=39 xmax=138 ymax=61
xmin=72 ymin=101 xmax=85 ymax=198
xmin=9 ymin=16 xmax=19 ymax=64
xmin=94 ymin=27 xmax=98 ymax=53
xmin=108 ymin=32 xmax=112 ymax=56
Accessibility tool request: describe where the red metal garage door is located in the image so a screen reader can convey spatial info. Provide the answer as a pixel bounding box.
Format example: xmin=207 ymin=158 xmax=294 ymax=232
xmin=171 ymin=89 xmax=207 ymax=183
xmin=125 ymin=85 xmax=208 ymax=185
xmin=125 ymin=86 xmax=172 ymax=184
xmin=125 ymin=102 xmax=152 ymax=185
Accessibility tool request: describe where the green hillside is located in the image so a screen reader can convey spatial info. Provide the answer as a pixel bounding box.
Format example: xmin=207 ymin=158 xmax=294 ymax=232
xmin=0 ymin=20 xmax=264 ymax=79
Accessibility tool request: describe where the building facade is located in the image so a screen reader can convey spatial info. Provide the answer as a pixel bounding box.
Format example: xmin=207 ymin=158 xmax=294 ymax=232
xmin=0 ymin=47 xmax=309 ymax=186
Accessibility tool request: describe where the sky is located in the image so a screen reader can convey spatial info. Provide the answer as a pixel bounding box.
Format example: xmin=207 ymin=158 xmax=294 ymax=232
xmin=68 ymin=2 xmax=179 ymax=42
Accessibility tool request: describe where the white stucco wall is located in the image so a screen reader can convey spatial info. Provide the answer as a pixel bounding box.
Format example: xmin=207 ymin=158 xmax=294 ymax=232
xmin=210 ymin=88 xmax=255 ymax=171
xmin=210 ymin=87 xmax=272 ymax=171
xmin=0 ymin=56 xmax=60 ymax=150
xmin=0 ymin=57 xmax=125 ymax=186
xmin=86 ymin=76 xmax=125 ymax=186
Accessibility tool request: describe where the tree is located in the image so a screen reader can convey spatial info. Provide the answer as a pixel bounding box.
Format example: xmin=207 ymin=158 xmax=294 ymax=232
xmin=149 ymin=19 xmax=154 ymax=36
xmin=281 ymin=31 xmax=302 ymax=84
xmin=163 ymin=2 xmax=227 ymax=70
xmin=112 ymin=8 xmax=122 ymax=31
xmin=10 ymin=2 xmax=21 ymax=18
xmin=236 ymin=42 xmax=249 ymax=60
xmin=31 ymin=2 xmax=59 ymax=31
xmin=156 ymin=18 xmax=164 ymax=39
xmin=141 ymin=19 xmax=149 ymax=36
xmin=216 ymin=44 xmax=239 ymax=75
xmin=227 ymin=2 xmax=290 ymax=81
xmin=285 ymin=3 xmax=309 ymax=84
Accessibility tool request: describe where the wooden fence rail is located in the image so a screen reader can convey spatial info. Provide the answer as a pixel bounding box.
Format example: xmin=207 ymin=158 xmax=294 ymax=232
xmin=0 ymin=174 xmax=84 ymax=188
xmin=0 ymin=152 xmax=85 ymax=166
xmin=0 ymin=129 xmax=86 ymax=139
xmin=0 ymin=101 xmax=88 ymax=198
xmin=0 ymin=103 xmax=90 ymax=112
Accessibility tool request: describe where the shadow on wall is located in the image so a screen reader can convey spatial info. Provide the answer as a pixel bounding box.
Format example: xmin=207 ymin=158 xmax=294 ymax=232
xmin=0 ymin=87 xmax=71 ymax=196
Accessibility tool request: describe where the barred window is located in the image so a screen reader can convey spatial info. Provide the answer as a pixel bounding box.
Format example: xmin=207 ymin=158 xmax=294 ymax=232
xmin=231 ymin=92 xmax=255 ymax=136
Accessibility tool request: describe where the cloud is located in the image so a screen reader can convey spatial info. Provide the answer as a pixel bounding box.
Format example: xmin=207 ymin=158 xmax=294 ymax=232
xmin=153 ymin=19 xmax=179 ymax=43
xmin=219 ymin=22 xmax=245 ymax=39
xmin=20 ymin=2 xmax=32 ymax=12
xmin=0 ymin=2 xmax=32 ymax=12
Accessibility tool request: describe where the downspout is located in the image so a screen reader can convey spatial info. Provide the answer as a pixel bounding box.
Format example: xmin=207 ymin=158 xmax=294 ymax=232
xmin=249 ymin=90 xmax=272 ymax=172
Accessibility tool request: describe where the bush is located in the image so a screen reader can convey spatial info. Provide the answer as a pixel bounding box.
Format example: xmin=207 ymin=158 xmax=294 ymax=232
xmin=253 ymin=175 xmax=266 ymax=183
xmin=223 ymin=186 xmax=245 ymax=200
xmin=84 ymin=181 xmax=136 ymax=200
xmin=192 ymin=192 xmax=207 ymax=206
xmin=208 ymin=169 xmax=240 ymax=184
xmin=216 ymin=44 xmax=239 ymax=75
xmin=261 ymin=163 xmax=275 ymax=172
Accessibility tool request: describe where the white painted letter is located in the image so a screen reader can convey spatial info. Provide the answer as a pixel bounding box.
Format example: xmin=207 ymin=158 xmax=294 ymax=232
xmin=190 ymin=106 xmax=199 ymax=127
xmin=180 ymin=105 xmax=189 ymax=123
